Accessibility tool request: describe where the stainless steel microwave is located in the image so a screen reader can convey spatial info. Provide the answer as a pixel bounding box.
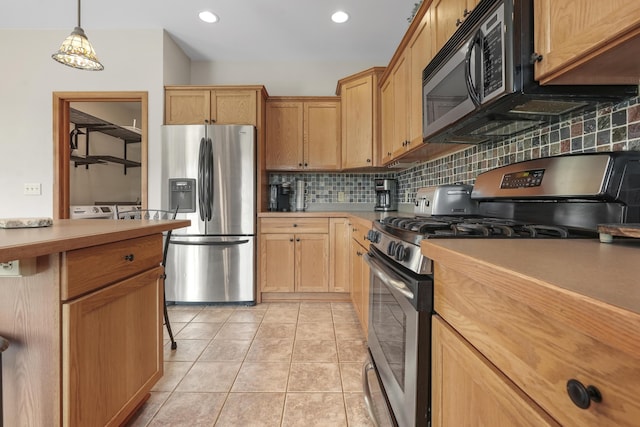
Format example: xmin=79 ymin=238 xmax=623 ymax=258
xmin=422 ymin=0 xmax=638 ymax=144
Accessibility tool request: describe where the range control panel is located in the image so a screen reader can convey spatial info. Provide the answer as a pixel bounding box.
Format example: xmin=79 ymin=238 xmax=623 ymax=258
xmin=500 ymin=169 xmax=545 ymax=189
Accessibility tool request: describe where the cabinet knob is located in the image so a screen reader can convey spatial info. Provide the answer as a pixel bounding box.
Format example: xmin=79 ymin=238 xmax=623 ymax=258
xmin=124 ymin=254 xmax=135 ymax=262
xmin=456 ymin=18 xmax=463 ymax=27
xmin=304 ymin=163 xmax=308 ymax=167
xmin=298 ymin=163 xmax=303 ymax=167
xmin=296 ymin=238 xmax=300 ymax=242
xmin=290 ymin=238 xmax=294 ymax=242
xmin=366 ymin=158 xmax=371 ymax=163
xmin=293 ymin=223 xmax=298 ymax=227
xmin=204 ymin=119 xmax=209 ymax=124
xmin=463 ymin=8 xmax=470 ymax=17
xmin=566 ymin=379 xmax=602 ymax=409
xmin=530 ymin=52 xmax=544 ymax=64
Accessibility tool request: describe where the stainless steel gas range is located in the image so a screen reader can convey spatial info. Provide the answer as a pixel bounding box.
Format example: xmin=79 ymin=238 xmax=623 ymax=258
xmin=362 ymin=152 xmax=640 ymax=427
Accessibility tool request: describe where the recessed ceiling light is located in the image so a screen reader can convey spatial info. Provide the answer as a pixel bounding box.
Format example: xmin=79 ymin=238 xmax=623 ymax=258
xmin=331 ymin=11 xmax=349 ymax=24
xmin=199 ymin=11 xmax=219 ymax=23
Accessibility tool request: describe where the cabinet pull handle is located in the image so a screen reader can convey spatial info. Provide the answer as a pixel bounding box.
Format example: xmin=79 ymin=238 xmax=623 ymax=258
xmin=530 ymin=52 xmax=543 ymax=64
xmin=566 ymin=379 xmax=602 ymax=409
xmin=124 ymin=254 xmax=135 ymax=262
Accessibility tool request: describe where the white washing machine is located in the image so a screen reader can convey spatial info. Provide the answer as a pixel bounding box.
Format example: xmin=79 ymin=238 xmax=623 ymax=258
xmin=69 ymin=205 xmax=116 ymax=219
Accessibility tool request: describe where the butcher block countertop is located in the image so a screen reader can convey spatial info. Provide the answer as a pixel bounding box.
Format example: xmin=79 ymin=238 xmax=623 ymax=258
xmin=0 ymin=218 xmax=190 ymax=263
xmin=422 ymin=238 xmax=640 ymax=314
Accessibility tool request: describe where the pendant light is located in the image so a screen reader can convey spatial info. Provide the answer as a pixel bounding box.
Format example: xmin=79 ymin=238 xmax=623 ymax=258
xmin=51 ymin=0 xmax=104 ymax=71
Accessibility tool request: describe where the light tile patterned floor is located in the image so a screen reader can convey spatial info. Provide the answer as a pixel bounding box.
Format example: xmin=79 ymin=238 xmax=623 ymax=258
xmin=126 ymin=302 xmax=375 ymax=427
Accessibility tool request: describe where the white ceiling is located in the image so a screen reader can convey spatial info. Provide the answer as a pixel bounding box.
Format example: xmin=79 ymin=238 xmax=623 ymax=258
xmin=2 ymin=0 xmax=421 ymax=63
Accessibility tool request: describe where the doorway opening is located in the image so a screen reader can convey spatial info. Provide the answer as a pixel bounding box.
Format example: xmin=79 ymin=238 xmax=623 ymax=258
xmin=53 ymin=92 xmax=148 ymax=219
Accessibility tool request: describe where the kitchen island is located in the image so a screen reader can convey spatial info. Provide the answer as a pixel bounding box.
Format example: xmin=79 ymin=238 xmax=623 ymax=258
xmin=422 ymin=238 xmax=640 ymax=426
xmin=0 ymin=218 xmax=189 ymax=427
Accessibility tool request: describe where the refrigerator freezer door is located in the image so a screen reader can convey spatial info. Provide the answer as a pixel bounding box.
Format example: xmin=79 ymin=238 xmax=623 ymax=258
xmin=165 ymin=235 xmax=255 ymax=303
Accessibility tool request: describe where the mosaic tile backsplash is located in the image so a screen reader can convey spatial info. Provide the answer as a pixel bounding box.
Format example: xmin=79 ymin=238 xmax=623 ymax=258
xmin=270 ymin=96 xmax=640 ymax=207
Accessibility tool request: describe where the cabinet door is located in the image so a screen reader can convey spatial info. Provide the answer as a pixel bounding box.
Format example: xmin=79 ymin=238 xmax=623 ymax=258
xmin=304 ymin=101 xmax=341 ymax=170
xmin=260 ymin=233 xmax=296 ymax=292
xmin=63 ymin=267 xmax=163 ymax=427
xmin=341 ymin=75 xmax=375 ymax=168
xmin=431 ymin=0 xmax=472 ymax=53
xmin=432 ymin=316 xmax=560 ymax=427
xmin=392 ymin=52 xmax=411 ymax=158
xmin=350 ymin=239 xmax=365 ymax=329
xmin=380 ymin=78 xmax=395 ymax=164
xmin=211 ymin=90 xmax=257 ymax=125
xmin=330 ymin=218 xmax=350 ymax=293
xmin=296 ymin=233 xmax=329 ymax=292
xmin=534 ymin=0 xmax=640 ymax=84
xmin=409 ymin=9 xmax=433 ymax=148
xmin=266 ymin=101 xmax=304 ymax=170
xmin=165 ymin=90 xmax=211 ymax=124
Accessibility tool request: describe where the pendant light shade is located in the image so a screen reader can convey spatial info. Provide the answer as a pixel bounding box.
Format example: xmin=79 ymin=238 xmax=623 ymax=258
xmin=52 ymin=0 xmax=103 ymax=71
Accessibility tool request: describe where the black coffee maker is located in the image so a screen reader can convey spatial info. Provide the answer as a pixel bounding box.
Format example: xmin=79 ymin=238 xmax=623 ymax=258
xmin=269 ymin=183 xmax=292 ymax=211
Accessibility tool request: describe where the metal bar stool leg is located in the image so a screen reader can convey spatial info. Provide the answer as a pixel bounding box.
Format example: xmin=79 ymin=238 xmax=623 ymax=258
xmin=163 ymin=285 xmax=177 ymax=350
xmin=0 ymin=336 xmax=9 ymax=427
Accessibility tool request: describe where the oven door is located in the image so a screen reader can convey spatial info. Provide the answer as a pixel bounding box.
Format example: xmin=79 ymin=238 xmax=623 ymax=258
xmin=364 ymin=249 xmax=431 ymax=427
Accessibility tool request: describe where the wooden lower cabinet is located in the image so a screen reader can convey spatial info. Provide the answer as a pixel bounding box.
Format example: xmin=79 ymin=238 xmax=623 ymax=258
xmin=432 ymin=315 xmax=560 ymax=427
xmin=330 ymin=218 xmax=350 ymax=293
xmin=259 ymin=218 xmax=330 ymax=295
xmin=63 ymin=267 xmax=163 ymax=426
xmin=349 ymin=216 xmax=372 ymax=334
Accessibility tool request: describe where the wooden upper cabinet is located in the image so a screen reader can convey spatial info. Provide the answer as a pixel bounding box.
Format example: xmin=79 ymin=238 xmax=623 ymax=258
xmin=391 ymin=52 xmax=411 ymax=159
xmin=304 ymin=101 xmax=341 ymax=170
xmin=380 ymin=78 xmax=395 ymax=164
xmin=266 ymin=97 xmax=341 ymax=171
xmin=534 ymin=0 xmax=640 ymax=84
xmin=409 ymin=9 xmax=434 ymax=148
xmin=164 ymin=87 xmax=260 ymax=125
xmin=265 ymin=101 xmax=303 ymax=170
xmin=337 ymin=67 xmax=385 ymax=169
xmin=431 ymin=0 xmax=479 ymax=53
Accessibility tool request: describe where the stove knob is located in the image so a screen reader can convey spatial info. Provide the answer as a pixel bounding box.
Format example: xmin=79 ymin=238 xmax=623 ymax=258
xmin=395 ymin=244 xmax=410 ymax=261
xmin=387 ymin=241 xmax=397 ymax=256
xmin=366 ymin=230 xmax=380 ymax=243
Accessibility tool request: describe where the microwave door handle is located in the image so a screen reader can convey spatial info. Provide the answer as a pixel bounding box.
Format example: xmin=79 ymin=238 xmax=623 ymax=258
xmin=465 ymin=29 xmax=483 ymax=106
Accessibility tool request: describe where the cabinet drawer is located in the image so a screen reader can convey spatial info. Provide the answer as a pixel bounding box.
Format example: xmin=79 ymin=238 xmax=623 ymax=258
xmin=260 ymin=217 xmax=329 ymax=234
xmin=434 ymin=263 xmax=640 ymax=427
xmin=61 ymin=234 xmax=163 ymax=300
xmin=349 ymin=216 xmax=372 ymax=248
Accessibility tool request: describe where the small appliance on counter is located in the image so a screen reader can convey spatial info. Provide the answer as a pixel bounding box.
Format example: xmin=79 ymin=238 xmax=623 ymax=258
xmin=374 ymin=178 xmax=398 ymax=212
xmin=414 ymin=183 xmax=478 ymax=216
xmin=269 ymin=182 xmax=292 ymax=212
xmin=294 ymin=179 xmax=306 ymax=211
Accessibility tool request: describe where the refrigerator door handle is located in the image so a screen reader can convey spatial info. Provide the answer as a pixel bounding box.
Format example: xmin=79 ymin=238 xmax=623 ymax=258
xmin=197 ymin=137 xmax=206 ymax=221
xmin=206 ymin=137 xmax=214 ymax=222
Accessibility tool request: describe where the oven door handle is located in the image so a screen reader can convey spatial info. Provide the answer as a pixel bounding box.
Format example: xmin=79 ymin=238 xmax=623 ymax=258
xmin=362 ymin=359 xmax=381 ymax=427
xmin=363 ymin=253 xmax=415 ymax=299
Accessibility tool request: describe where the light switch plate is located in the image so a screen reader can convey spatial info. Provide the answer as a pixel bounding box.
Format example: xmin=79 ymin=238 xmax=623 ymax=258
xmin=24 ymin=183 xmax=41 ymax=195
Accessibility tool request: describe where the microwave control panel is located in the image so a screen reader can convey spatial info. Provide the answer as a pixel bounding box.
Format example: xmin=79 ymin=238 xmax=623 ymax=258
xmin=500 ymin=169 xmax=545 ymax=189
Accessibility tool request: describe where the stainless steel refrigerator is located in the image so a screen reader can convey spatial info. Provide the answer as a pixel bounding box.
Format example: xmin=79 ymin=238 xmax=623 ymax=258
xmin=161 ymin=125 xmax=256 ymax=304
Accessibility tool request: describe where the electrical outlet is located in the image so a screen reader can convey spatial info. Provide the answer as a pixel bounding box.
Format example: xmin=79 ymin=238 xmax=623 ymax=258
xmin=0 ymin=259 xmax=35 ymax=277
xmin=338 ymin=191 xmax=345 ymax=202
xmin=24 ymin=183 xmax=41 ymax=195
